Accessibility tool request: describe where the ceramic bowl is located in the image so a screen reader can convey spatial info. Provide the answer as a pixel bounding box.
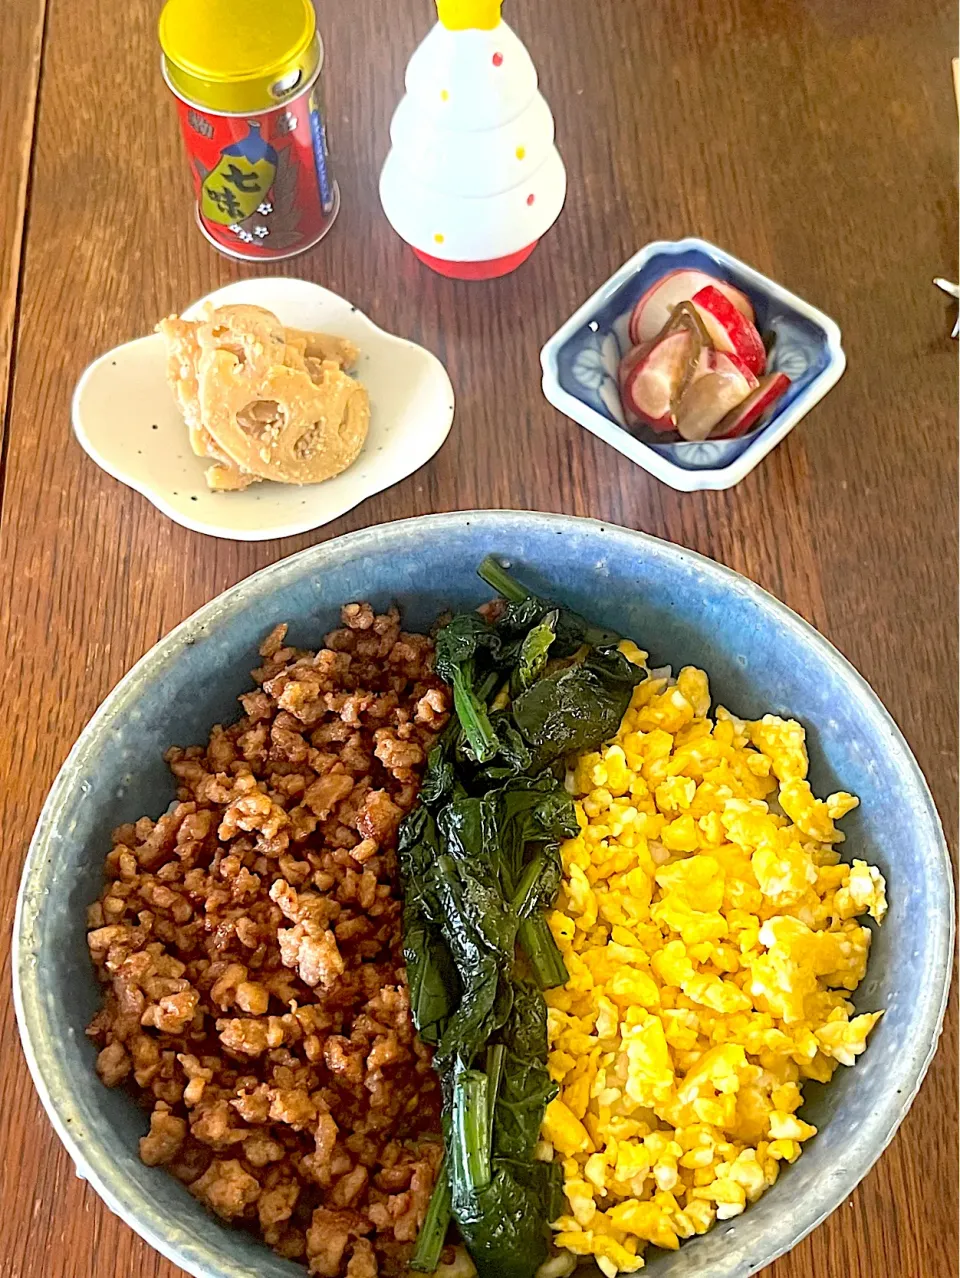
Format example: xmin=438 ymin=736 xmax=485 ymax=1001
xmin=540 ymin=238 xmax=846 ymax=492
xmin=14 ymin=512 xmax=953 ymax=1278
xmin=72 ymin=278 xmax=455 ymax=540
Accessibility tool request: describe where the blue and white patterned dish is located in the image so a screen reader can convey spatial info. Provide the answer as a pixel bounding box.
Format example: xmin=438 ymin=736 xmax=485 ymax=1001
xmin=540 ymin=238 xmax=846 ymax=491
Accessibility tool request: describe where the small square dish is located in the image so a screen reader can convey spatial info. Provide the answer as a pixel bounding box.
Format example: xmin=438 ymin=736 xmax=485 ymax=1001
xmin=540 ymin=237 xmax=845 ymax=492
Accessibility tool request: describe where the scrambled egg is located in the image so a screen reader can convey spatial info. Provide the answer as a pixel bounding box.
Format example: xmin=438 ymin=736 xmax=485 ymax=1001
xmin=541 ymin=643 xmax=886 ymax=1276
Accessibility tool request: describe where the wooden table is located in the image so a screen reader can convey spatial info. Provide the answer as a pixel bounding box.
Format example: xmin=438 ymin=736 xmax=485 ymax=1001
xmin=0 ymin=0 xmax=956 ymax=1274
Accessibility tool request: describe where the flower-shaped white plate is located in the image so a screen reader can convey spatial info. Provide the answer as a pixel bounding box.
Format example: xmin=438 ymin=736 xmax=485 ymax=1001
xmin=72 ymin=278 xmax=455 ymax=540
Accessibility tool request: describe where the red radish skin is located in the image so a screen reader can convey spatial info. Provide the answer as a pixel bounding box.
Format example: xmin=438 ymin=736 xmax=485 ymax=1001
xmin=715 ymin=279 xmax=754 ymax=321
xmin=674 ymin=349 xmax=753 ymax=441
xmin=691 ymin=285 xmax=767 ymax=377
xmin=618 ymin=330 xmax=696 ymax=431
xmin=712 ymin=372 xmax=790 ymax=439
xmin=629 ymin=269 xmax=755 ymax=344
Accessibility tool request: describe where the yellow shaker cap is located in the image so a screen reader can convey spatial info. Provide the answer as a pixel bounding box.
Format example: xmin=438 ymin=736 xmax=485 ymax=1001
xmin=436 ymin=0 xmax=503 ymax=30
xmin=159 ymin=0 xmax=319 ymax=114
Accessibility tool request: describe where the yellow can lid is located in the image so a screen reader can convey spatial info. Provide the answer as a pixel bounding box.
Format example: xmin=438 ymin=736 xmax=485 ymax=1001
xmin=159 ymin=0 xmax=319 ymax=114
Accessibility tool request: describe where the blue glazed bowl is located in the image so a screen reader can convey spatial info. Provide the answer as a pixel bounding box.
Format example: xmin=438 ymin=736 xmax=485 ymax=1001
xmin=540 ymin=239 xmax=846 ymax=492
xmin=15 ymin=512 xmax=952 ymax=1278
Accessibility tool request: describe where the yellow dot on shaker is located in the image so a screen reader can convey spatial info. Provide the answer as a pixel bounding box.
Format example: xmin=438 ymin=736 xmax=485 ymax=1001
xmin=434 ymin=233 xmax=445 ymax=244
xmin=440 ymin=89 xmax=450 ymax=101
xmin=516 ymin=146 xmax=526 ymax=160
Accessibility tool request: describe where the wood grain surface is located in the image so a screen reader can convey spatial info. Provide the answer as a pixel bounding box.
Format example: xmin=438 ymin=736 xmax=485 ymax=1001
xmin=0 ymin=1 xmax=956 ymax=1276
xmin=0 ymin=0 xmax=46 ymax=450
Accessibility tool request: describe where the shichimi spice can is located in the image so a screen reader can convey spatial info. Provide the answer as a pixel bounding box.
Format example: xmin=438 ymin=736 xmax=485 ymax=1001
xmin=159 ymin=0 xmax=339 ymax=261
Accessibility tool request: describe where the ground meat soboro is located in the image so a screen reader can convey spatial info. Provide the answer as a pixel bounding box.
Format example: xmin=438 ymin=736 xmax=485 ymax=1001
xmin=86 ymin=605 xmax=450 ymax=1277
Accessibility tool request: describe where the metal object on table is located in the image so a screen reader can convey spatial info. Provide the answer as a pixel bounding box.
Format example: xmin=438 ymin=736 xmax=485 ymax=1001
xmin=158 ymin=0 xmax=339 ymax=261
xmin=934 ymin=277 xmax=959 ymax=338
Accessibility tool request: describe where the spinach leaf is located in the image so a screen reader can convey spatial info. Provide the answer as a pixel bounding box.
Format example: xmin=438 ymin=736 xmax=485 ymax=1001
xmin=478 ymin=555 xmax=622 ymax=655
xmin=481 ymin=779 xmax=575 ymax=990
xmin=437 ymin=801 xmax=517 ymax=954
xmin=402 ymin=561 xmax=649 ymax=1278
xmin=433 ymin=611 xmax=502 ymax=678
xmin=493 ymin=776 xmax=576 ymax=886
xmin=492 ymin=982 xmax=558 ymax=1163
xmin=433 ymin=895 xmax=510 ymax=1074
xmin=420 ymin=736 xmax=458 ymax=808
xmin=402 ymin=897 xmax=458 ymax=1047
xmin=512 ymin=647 xmax=645 ymax=770
xmin=452 ymin=1163 xmax=552 ymax=1278
xmin=503 ymin=1157 xmax=565 ymax=1231
xmin=511 ymin=611 xmax=557 ymax=694
xmin=493 ymin=1061 xmax=558 ymax=1164
xmin=512 ymin=851 xmax=562 ymax=922
xmin=433 ymin=617 xmax=508 ymax=763
xmin=429 ymin=802 xmax=520 ymax=1071
xmin=451 ymin=661 xmax=500 ymax=764
xmin=480 ymin=719 xmax=534 ymax=781
xmin=397 ymin=808 xmax=458 ymax=1046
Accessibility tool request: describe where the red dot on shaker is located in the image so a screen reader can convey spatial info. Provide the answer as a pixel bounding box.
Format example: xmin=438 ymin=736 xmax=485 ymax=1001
xmin=492 ymin=52 xmax=504 ymax=66
xmin=526 ymin=193 xmax=536 ymax=205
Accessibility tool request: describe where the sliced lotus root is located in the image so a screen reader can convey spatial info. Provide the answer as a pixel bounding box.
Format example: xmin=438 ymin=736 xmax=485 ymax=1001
xmin=194 ymin=307 xmax=358 ymax=383
xmin=156 ymin=311 xmax=257 ymax=484
xmin=193 ymin=304 xmax=288 ymax=384
xmin=198 ymin=352 xmax=370 ymax=486
xmin=205 ymin=460 xmax=259 ymax=492
xmin=284 ymin=327 xmax=359 ymax=371
xmin=159 ymin=303 xmax=368 ymax=490
xmin=157 ymin=315 xmax=205 ymax=451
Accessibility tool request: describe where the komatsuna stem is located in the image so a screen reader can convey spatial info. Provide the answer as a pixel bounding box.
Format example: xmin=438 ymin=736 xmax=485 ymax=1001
xmin=486 ymin=1044 xmax=506 ymax=1125
xmin=477 ymin=554 xmax=530 ymax=603
xmin=452 ymin=664 xmax=499 ymax=762
xmin=409 ymin=1154 xmax=452 ymax=1273
xmin=476 ymin=556 xmax=620 ymax=648
xmin=512 ymin=856 xmax=569 ymax=989
xmin=519 ymin=913 xmax=569 ymax=990
xmin=451 ymin=1069 xmax=492 ymax=1193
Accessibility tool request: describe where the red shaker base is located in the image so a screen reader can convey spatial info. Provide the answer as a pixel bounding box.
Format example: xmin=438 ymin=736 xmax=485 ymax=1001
xmin=412 ymin=241 xmax=539 ymax=280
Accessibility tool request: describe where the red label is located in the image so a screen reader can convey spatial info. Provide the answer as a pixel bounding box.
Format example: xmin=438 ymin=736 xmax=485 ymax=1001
xmin=174 ymin=82 xmax=337 ymax=260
